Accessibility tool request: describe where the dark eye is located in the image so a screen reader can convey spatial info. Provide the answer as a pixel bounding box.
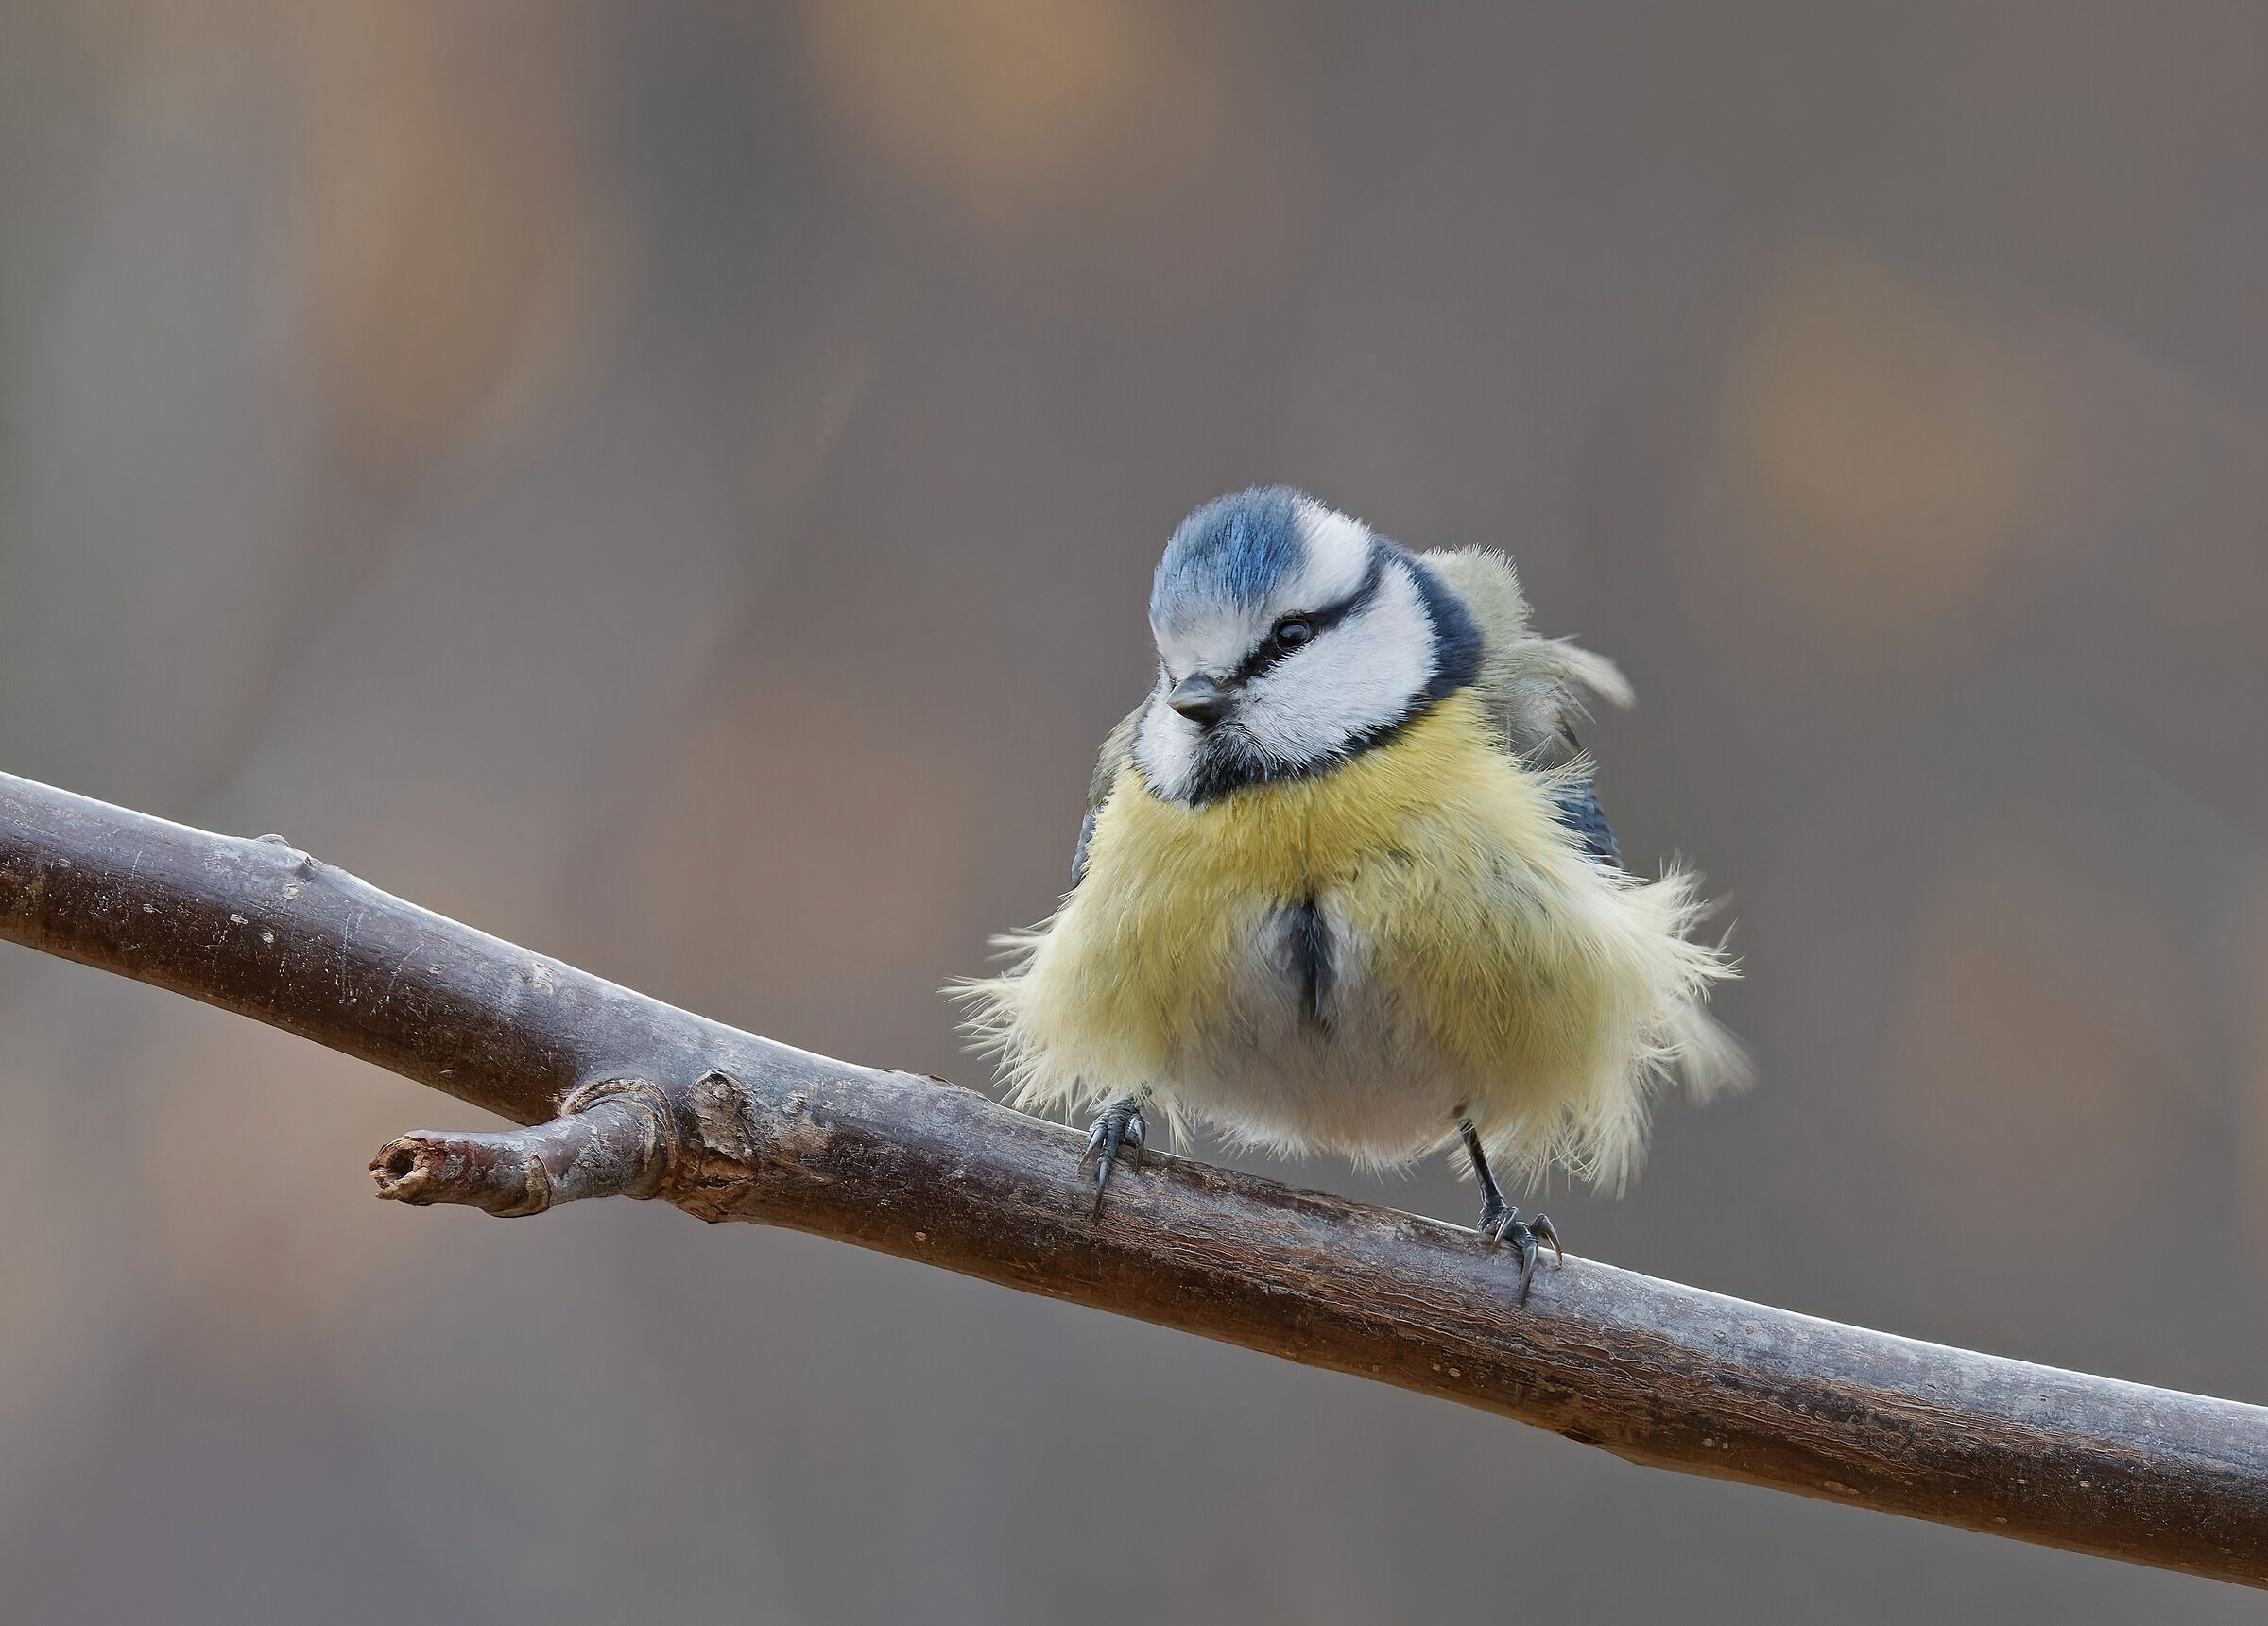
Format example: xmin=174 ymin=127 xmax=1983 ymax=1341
xmin=1272 ymin=615 xmax=1314 ymax=650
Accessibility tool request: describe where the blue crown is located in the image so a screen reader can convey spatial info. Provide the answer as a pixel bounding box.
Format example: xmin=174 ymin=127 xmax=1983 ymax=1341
xmin=1150 ymin=487 xmax=1313 ymax=625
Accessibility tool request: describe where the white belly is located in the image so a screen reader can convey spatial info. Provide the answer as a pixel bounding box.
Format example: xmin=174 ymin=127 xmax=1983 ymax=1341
xmin=1155 ymin=895 xmax=1474 ymax=1166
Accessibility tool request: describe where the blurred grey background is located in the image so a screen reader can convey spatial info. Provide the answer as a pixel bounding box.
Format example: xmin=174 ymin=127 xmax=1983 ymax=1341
xmin=3 ymin=3 xmax=2265 ymax=1621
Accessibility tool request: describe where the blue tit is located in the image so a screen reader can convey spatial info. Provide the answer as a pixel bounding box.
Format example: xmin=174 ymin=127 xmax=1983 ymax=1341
xmin=955 ymin=487 xmax=1745 ymax=1294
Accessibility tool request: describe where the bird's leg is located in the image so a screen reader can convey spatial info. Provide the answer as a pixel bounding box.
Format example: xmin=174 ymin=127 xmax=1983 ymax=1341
xmin=1460 ymin=1118 xmax=1563 ymax=1304
xmin=1079 ymin=1093 xmax=1149 ymax=1217
xmin=1462 ymin=1117 xmax=1512 ymax=1231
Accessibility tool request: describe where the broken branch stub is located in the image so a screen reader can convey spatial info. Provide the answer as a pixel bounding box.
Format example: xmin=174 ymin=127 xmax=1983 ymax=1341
xmin=370 ymin=1081 xmax=674 ymax=1217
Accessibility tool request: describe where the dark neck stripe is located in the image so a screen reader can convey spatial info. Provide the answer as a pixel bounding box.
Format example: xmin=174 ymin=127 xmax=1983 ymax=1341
xmin=1405 ymin=553 xmax=1483 ymax=700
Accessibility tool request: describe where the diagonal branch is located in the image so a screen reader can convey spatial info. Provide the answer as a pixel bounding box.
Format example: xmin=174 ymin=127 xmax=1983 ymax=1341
xmin=0 ymin=767 xmax=2262 ymax=1585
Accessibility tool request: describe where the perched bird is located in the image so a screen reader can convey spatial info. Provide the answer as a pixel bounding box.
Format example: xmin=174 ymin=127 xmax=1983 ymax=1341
xmin=956 ymin=487 xmax=1744 ymax=1296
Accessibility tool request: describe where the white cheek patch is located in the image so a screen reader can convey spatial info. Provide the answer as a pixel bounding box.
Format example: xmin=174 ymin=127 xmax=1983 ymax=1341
xmin=1238 ymin=563 xmax=1436 ymax=763
xmin=1132 ymin=680 xmax=1201 ymax=802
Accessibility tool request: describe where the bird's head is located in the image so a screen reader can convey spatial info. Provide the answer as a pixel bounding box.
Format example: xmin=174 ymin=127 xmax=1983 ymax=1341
xmin=1134 ymin=487 xmax=1481 ymax=804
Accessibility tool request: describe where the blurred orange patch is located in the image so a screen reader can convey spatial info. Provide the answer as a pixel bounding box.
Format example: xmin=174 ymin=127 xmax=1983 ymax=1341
xmin=1721 ymin=244 xmax=2068 ymax=645
xmin=800 ymin=0 xmax=1309 ymax=318
xmin=296 ymin=1 xmax=627 ymax=478
xmin=805 ymin=0 xmax=1169 ymax=219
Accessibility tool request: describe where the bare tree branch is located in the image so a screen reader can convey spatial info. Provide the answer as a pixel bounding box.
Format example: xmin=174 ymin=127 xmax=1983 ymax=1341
xmin=0 ymin=768 xmax=2262 ymax=1586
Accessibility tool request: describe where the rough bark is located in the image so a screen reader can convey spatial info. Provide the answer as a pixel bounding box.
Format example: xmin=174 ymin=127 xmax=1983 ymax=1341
xmin=0 ymin=769 xmax=2261 ymax=1585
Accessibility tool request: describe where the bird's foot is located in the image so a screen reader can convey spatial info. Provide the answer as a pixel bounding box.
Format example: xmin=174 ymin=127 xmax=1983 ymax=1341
xmin=1477 ymin=1196 xmax=1562 ymax=1304
xmin=1079 ymin=1095 xmax=1148 ymax=1217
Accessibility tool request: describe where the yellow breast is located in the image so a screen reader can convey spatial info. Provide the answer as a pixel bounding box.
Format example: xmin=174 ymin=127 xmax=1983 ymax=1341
xmin=997 ymin=691 xmax=1623 ymax=1104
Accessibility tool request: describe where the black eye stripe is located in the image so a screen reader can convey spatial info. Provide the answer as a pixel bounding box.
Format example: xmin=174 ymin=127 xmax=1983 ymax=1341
xmin=1231 ymin=554 xmax=1383 ymax=683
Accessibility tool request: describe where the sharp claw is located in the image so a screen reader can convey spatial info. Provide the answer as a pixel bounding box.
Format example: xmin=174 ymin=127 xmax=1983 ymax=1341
xmin=1081 ymin=1097 xmax=1147 ymax=1217
xmin=1474 ymin=1206 xmax=1563 ymax=1304
xmin=1465 ymin=1130 xmax=1564 ymax=1302
xmin=1531 ymin=1212 xmax=1563 ymax=1267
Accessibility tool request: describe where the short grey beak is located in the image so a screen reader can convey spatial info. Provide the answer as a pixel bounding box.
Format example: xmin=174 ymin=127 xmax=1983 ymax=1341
xmin=1167 ymin=673 xmax=1235 ymax=726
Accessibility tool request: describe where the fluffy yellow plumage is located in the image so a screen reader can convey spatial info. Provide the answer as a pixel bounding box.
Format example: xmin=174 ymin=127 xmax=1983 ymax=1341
xmin=960 ymin=690 xmax=1739 ymax=1190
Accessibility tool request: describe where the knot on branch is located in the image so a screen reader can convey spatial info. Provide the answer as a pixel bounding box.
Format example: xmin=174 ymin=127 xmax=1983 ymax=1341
xmin=370 ymin=1078 xmax=676 ymax=1217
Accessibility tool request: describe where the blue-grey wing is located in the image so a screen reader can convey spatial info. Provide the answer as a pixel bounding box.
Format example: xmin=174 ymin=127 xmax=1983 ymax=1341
xmin=1071 ymin=703 xmax=1145 ymax=889
xmin=1549 ymin=774 xmax=1623 ymax=866
xmin=1070 ymin=807 xmax=1100 ymax=888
